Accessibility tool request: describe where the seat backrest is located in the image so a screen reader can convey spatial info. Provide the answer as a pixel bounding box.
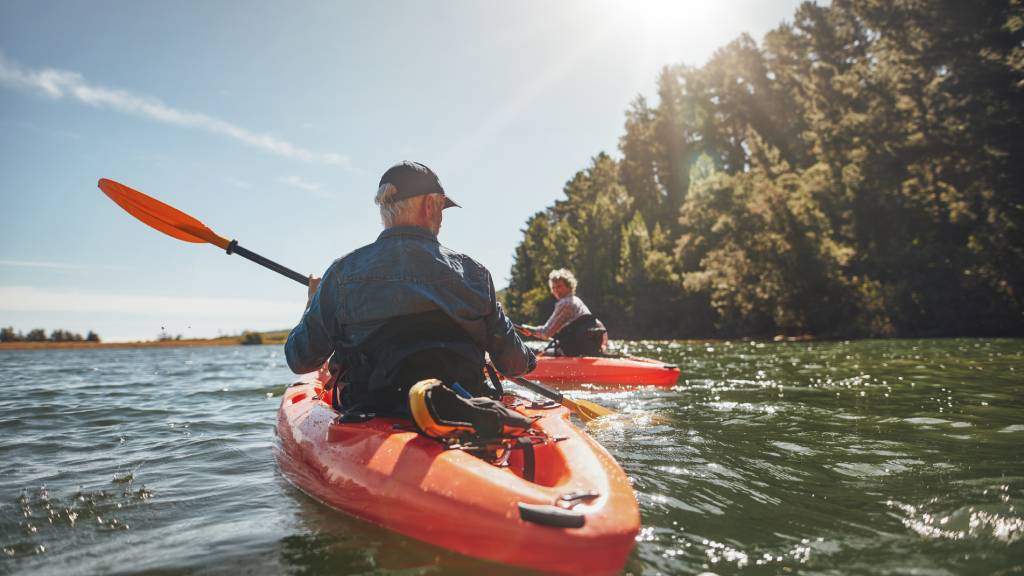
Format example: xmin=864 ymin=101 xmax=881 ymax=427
xmin=338 ymin=309 xmax=488 ymax=415
xmin=552 ymin=314 xmax=607 ymax=357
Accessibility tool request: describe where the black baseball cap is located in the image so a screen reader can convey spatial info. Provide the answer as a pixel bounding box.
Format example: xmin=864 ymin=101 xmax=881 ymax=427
xmin=378 ymin=161 xmax=459 ymax=209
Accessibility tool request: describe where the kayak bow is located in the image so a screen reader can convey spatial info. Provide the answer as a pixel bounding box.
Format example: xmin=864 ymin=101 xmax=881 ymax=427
xmin=275 ymin=372 xmax=640 ymax=575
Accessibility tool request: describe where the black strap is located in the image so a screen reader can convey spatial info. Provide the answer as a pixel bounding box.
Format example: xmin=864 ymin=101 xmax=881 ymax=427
xmin=484 ymin=363 xmax=504 ymax=397
xmin=543 ymin=339 xmax=558 ymax=355
xmin=324 ymin=355 xmax=351 ymax=412
xmin=521 ymin=440 xmax=535 ymax=482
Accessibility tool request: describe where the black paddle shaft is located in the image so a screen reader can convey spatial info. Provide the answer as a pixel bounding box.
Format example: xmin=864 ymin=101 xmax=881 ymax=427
xmin=226 ymin=240 xmax=310 ymax=286
xmin=510 ymin=374 xmax=565 ymax=403
xmin=487 ymin=362 xmax=564 ymax=403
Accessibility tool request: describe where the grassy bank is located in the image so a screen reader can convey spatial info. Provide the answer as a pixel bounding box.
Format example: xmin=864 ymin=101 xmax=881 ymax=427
xmin=0 ymin=330 xmax=290 ymax=351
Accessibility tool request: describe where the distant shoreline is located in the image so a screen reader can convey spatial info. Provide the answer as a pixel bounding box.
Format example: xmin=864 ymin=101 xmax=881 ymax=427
xmin=0 ymin=332 xmax=823 ymax=351
xmin=0 ymin=330 xmax=289 ymax=351
xmin=0 ymin=338 xmax=241 ymax=350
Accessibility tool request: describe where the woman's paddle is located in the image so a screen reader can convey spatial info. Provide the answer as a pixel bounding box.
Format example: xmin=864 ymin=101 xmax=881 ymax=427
xmin=97 ymin=178 xmax=310 ymax=286
xmin=491 ymin=364 xmax=615 ymax=423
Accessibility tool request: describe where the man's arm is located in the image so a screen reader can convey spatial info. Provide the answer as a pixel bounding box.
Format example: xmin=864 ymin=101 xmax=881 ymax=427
xmin=483 ymin=274 xmax=535 ymax=376
xmin=285 ymin=268 xmax=336 ymax=374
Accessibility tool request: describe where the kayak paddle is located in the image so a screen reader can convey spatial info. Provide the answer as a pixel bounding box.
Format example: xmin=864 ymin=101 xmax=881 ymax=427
xmin=495 ymin=367 xmax=616 ymax=423
xmin=99 ymin=178 xmax=618 ymax=422
xmin=97 ymin=178 xmax=309 ymax=286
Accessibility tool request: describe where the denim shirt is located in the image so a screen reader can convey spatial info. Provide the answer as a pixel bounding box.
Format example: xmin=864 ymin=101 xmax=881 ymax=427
xmin=285 ymin=226 xmax=535 ymax=377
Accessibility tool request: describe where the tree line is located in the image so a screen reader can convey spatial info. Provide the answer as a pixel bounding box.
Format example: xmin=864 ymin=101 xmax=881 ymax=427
xmin=503 ymin=0 xmax=1023 ymax=339
xmin=1 ymin=327 xmax=101 ymax=343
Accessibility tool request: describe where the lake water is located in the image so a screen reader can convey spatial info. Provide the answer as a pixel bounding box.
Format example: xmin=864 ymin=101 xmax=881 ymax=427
xmin=1 ymin=339 xmax=1021 ymax=574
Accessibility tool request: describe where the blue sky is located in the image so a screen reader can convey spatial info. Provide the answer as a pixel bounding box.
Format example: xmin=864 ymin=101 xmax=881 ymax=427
xmin=1 ymin=0 xmax=806 ymax=341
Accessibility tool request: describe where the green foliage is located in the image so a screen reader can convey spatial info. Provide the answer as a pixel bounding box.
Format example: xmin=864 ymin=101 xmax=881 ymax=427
xmin=239 ymin=331 xmax=264 ymax=345
xmin=0 ymin=327 xmax=99 ymax=343
xmin=49 ymin=329 xmax=84 ymax=342
xmin=256 ymin=330 xmax=290 ymax=345
xmin=505 ymin=0 xmax=1024 ymax=338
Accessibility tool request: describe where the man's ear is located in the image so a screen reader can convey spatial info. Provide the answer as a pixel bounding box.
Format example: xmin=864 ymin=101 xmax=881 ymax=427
xmin=428 ymin=194 xmax=444 ymax=216
xmin=417 ymin=194 xmax=432 ymax=218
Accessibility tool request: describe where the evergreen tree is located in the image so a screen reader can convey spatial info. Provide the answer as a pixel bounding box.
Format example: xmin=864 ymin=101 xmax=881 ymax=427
xmin=506 ymin=0 xmax=1024 ymax=338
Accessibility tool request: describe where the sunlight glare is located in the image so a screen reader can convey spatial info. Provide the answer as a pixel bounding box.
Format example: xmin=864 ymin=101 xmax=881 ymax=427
xmin=592 ymin=0 xmax=728 ymax=47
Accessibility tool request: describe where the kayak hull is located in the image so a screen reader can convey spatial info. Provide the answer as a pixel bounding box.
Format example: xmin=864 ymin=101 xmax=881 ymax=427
xmin=528 ymin=354 xmax=680 ymax=387
xmin=275 ymin=381 xmax=639 ymax=575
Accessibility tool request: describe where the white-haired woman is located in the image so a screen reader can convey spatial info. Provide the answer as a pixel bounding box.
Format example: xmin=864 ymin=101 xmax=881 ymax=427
xmin=519 ymin=269 xmax=607 ymax=356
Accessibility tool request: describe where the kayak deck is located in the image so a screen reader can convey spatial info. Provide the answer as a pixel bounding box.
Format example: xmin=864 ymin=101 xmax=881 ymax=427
xmin=527 ymin=353 xmax=680 ymax=387
xmin=275 ymin=382 xmax=639 ymax=575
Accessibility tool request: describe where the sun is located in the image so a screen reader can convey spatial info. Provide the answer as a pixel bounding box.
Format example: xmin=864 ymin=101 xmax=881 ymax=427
xmin=589 ymin=0 xmax=729 ymax=49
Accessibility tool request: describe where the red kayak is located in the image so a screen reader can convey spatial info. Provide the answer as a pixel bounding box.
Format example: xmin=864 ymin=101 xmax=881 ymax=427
xmin=276 ymin=370 xmax=640 ymax=575
xmin=527 ymin=353 xmax=680 ymax=387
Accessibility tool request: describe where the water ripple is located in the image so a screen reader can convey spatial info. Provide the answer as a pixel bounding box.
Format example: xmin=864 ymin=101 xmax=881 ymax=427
xmin=1 ymin=339 xmax=1022 ymax=574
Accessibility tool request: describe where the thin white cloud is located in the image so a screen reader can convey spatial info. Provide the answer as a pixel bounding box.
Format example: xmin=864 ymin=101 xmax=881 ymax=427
xmin=0 ymin=51 xmax=351 ymax=169
xmin=0 ymin=259 xmax=127 ymax=271
xmin=0 ymin=285 xmax=295 ymax=320
xmin=0 ymin=259 xmax=87 ymax=270
xmin=280 ymin=175 xmax=334 ymax=199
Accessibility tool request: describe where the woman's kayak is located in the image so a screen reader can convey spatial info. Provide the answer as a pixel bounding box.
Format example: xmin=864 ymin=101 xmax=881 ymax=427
xmin=527 ymin=353 xmax=680 ymax=387
xmin=275 ymin=371 xmax=640 ymax=575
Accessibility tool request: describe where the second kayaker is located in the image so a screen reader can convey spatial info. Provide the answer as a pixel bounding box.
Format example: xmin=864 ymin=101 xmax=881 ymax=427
xmin=518 ymin=268 xmax=608 ymax=356
xmin=285 ymin=161 xmax=536 ymax=435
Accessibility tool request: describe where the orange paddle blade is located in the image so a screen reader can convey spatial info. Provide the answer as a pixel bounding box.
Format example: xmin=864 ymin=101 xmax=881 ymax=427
xmin=98 ymin=178 xmax=231 ymax=250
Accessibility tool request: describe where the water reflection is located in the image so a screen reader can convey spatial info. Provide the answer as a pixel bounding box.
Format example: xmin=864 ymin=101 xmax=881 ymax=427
xmin=276 ymin=475 xmax=533 ymax=576
xmin=0 ymin=340 xmax=1021 ymax=574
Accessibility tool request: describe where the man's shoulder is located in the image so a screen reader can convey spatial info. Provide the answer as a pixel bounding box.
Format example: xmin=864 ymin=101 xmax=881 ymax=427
xmin=438 ymin=243 xmax=491 ymax=275
xmin=320 ymin=242 xmax=372 ymax=278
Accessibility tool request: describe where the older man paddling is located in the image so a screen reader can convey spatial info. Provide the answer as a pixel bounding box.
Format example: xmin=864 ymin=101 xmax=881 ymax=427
xmin=285 ymin=161 xmax=536 ymax=435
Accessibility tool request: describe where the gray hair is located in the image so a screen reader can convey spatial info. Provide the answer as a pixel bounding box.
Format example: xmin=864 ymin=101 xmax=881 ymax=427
xmin=375 ymin=182 xmax=417 ymax=228
xmin=548 ymin=268 xmax=577 ymax=291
